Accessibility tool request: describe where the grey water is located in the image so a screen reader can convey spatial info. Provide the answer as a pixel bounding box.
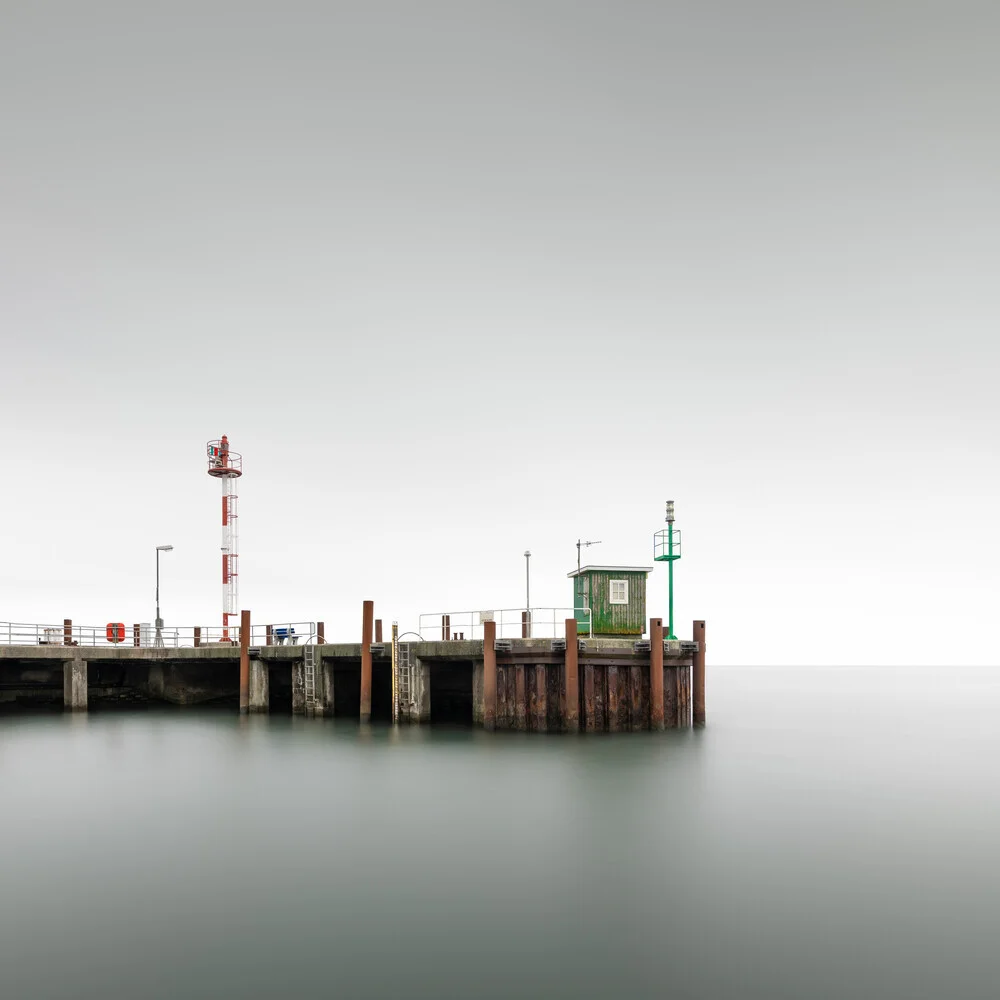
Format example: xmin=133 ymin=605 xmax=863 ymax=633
xmin=1 ymin=667 xmax=998 ymax=1000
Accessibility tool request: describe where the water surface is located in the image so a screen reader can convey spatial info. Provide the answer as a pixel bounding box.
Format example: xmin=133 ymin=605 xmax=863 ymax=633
xmin=1 ymin=666 xmax=997 ymax=999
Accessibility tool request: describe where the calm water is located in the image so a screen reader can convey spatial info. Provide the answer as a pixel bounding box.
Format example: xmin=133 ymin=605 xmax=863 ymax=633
xmin=1 ymin=666 xmax=998 ymax=1000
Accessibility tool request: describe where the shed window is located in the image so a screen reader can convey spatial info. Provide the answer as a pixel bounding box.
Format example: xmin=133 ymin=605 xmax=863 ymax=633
xmin=609 ymin=579 xmax=628 ymax=604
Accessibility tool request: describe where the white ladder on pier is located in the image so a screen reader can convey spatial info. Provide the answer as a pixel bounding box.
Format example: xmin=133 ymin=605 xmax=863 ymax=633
xmin=303 ymin=645 xmax=317 ymax=713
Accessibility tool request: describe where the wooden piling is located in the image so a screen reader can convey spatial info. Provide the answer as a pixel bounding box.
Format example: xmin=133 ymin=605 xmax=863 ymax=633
xmin=63 ymin=619 xmax=72 ymax=646
xmin=677 ymin=664 xmax=691 ymax=727
xmin=693 ymin=620 xmax=706 ymax=727
xmin=442 ymin=615 xmax=450 ymax=641
xmin=607 ymin=665 xmax=619 ymax=732
xmin=483 ymin=620 xmax=497 ymax=731
xmin=564 ymin=619 xmax=579 ymax=733
xmin=317 ymin=621 xmax=325 ymax=645
xmin=515 ymin=665 xmax=526 ymax=730
xmin=360 ymin=601 xmax=374 ymax=722
xmin=534 ymin=664 xmax=547 ymax=732
xmin=650 ymin=618 xmax=665 ymax=730
xmin=193 ymin=626 xmax=201 ymax=648
xmin=265 ymin=625 xmax=273 ymax=646
xmin=583 ymin=662 xmax=596 ymax=731
xmin=239 ymin=609 xmax=251 ymax=714
xmin=375 ymin=619 xmax=383 ymax=644
xmin=133 ymin=624 xmax=141 ymax=648
xmin=521 ymin=611 xmax=529 ymax=639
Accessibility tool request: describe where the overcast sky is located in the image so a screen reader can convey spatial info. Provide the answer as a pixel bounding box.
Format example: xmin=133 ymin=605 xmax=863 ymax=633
xmin=1 ymin=1 xmax=997 ymax=664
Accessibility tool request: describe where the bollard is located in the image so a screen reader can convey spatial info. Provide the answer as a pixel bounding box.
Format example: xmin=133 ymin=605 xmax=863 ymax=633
xmin=239 ymin=609 xmax=251 ymax=714
xmin=483 ymin=620 xmax=497 ymax=731
xmin=693 ymin=620 xmax=706 ymax=727
xmin=650 ymin=618 xmax=664 ymax=730
xmin=565 ymin=618 xmax=579 ymax=733
xmin=360 ymin=601 xmax=373 ymax=722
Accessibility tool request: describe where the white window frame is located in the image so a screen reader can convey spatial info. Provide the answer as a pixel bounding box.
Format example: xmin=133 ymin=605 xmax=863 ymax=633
xmin=609 ymin=579 xmax=628 ymax=605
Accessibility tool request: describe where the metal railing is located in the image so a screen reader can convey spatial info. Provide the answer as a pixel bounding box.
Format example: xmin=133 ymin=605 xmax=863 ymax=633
xmin=0 ymin=620 xmax=318 ymax=649
xmin=417 ymin=608 xmax=593 ymax=642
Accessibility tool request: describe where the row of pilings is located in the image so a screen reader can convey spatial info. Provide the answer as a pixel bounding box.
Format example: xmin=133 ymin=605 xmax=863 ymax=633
xmin=235 ymin=604 xmax=706 ymax=729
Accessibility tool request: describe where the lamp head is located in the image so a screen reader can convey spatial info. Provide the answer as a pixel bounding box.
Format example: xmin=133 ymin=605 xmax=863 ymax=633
xmin=665 ymin=501 xmax=675 ymax=523
xmin=156 ymin=545 xmax=174 ymax=552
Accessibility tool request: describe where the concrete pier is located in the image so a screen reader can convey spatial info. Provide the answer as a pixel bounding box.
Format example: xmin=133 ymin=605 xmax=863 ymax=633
xmin=249 ymin=659 xmax=268 ymax=713
xmin=63 ymin=655 xmax=87 ymax=711
xmin=2 ymin=629 xmax=701 ymax=730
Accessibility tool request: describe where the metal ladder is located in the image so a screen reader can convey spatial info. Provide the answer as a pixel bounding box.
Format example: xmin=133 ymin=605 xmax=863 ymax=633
xmin=398 ymin=642 xmax=411 ymax=712
xmin=303 ymin=645 xmax=317 ymax=713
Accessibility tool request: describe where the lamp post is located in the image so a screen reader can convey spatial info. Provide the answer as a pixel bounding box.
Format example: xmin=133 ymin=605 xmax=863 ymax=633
xmin=155 ymin=544 xmax=174 ymax=648
xmin=524 ymin=550 xmax=531 ymax=638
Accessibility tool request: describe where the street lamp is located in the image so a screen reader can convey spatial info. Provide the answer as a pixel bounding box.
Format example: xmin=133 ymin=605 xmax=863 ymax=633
xmin=155 ymin=544 xmax=174 ymax=648
xmin=524 ymin=550 xmax=531 ymax=638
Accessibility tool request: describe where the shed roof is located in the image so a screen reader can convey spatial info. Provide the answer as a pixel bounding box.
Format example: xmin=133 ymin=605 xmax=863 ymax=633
xmin=567 ymin=565 xmax=654 ymax=578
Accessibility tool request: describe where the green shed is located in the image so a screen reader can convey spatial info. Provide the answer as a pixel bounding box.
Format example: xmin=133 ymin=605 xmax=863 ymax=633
xmin=568 ymin=565 xmax=653 ymax=638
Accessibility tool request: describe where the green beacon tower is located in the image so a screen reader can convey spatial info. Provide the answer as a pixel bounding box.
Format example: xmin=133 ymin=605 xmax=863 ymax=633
xmin=653 ymin=500 xmax=682 ymax=640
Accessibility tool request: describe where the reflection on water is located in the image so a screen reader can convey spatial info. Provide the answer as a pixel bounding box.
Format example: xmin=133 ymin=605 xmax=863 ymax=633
xmin=1 ymin=666 xmax=999 ymax=999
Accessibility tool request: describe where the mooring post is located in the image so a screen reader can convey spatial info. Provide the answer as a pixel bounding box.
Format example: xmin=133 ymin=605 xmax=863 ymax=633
xmin=63 ymin=619 xmax=72 ymax=646
xmin=133 ymin=624 xmax=141 ymax=648
xmin=360 ymin=600 xmax=374 ymax=722
xmin=483 ymin=620 xmax=497 ymax=731
xmin=565 ymin=618 xmax=579 ymax=733
xmin=375 ymin=619 xmax=383 ymax=644
xmin=239 ymin=609 xmax=251 ymax=714
xmin=693 ymin=620 xmax=706 ymax=727
xmin=317 ymin=621 xmax=325 ymax=645
xmin=650 ymin=617 xmax=665 ymax=730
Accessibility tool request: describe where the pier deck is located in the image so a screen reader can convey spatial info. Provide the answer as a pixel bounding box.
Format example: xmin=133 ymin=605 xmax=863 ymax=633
xmin=0 ymin=636 xmax=701 ymax=731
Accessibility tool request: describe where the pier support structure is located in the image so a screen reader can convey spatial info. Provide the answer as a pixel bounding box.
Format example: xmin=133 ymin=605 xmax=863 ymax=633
xmin=239 ymin=609 xmax=250 ymax=714
xmin=693 ymin=619 xmax=706 ymax=727
xmin=483 ymin=620 xmax=497 ymax=731
xmin=249 ymin=658 xmax=268 ymax=713
xmin=63 ymin=654 xmax=87 ymax=711
xmin=650 ymin=617 xmax=665 ymax=730
xmin=564 ymin=618 xmax=579 ymax=733
xmin=360 ymin=601 xmax=373 ymax=722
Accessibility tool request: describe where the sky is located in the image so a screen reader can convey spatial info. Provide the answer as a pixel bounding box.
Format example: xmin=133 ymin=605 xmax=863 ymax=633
xmin=1 ymin=1 xmax=997 ymax=664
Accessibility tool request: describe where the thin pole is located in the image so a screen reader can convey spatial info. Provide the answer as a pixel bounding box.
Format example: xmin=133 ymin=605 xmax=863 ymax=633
xmin=667 ymin=522 xmax=675 ymax=639
xmin=154 ymin=549 xmax=163 ymax=648
xmin=524 ymin=550 xmax=531 ymax=638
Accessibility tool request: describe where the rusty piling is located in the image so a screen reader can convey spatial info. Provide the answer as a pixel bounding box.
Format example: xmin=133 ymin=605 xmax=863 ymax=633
xmin=360 ymin=601 xmax=374 ymax=722
xmin=265 ymin=624 xmax=273 ymax=646
xmin=650 ymin=617 xmax=665 ymax=730
xmin=317 ymin=621 xmax=325 ymax=644
xmin=239 ymin=609 xmax=251 ymax=714
xmin=375 ymin=619 xmax=383 ymax=644
xmin=693 ymin=619 xmax=706 ymax=727
xmin=63 ymin=619 xmax=72 ymax=646
xmin=483 ymin=620 xmax=497 ymax=731
xmin=193 ymin=626 xmax=201 ymax=648
xmin=565 ymin=618 xmax=579 ymax=733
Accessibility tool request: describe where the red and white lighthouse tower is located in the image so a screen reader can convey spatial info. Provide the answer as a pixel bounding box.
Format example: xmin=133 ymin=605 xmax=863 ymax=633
xmin=206 ymin=435 xmax=242 ymax=641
